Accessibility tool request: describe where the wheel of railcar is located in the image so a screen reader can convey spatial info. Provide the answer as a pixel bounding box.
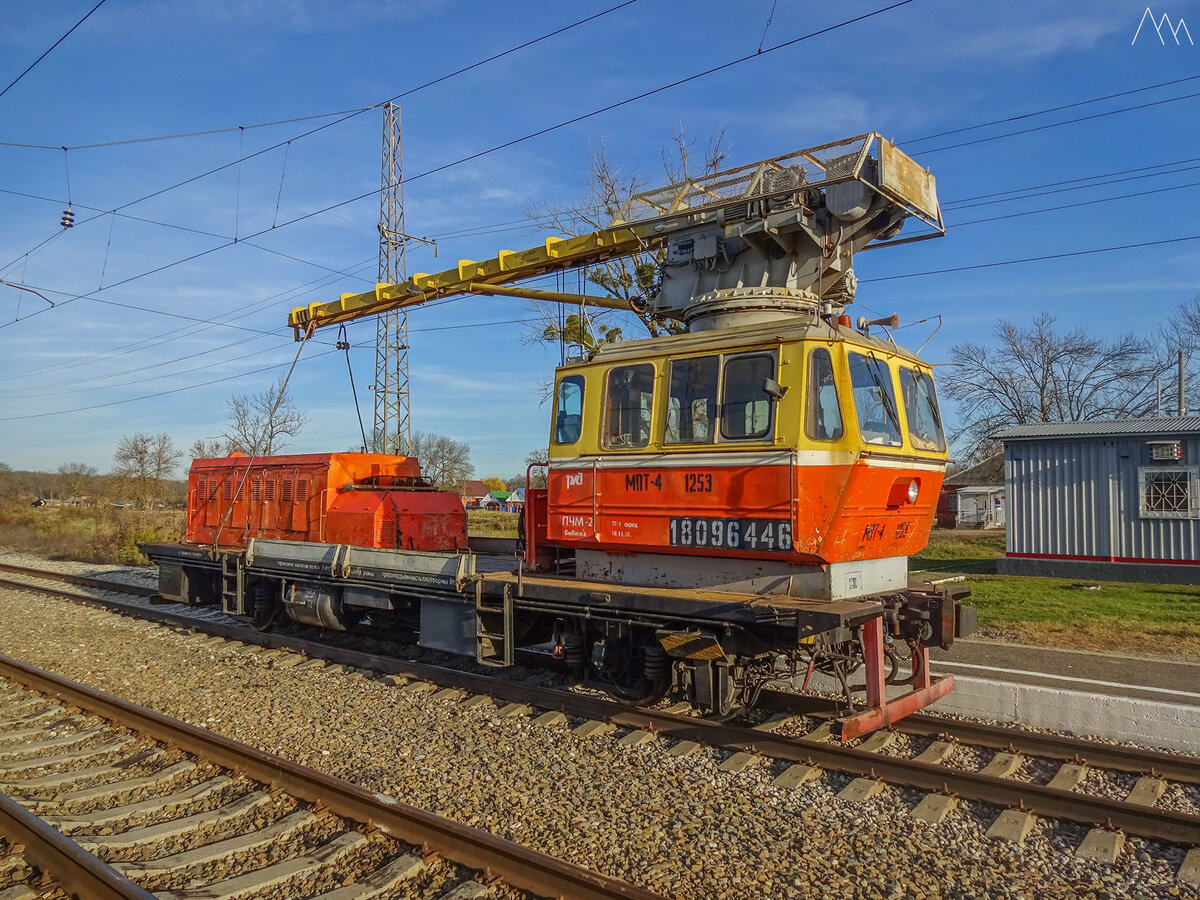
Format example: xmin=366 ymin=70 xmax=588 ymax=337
xmin=584 ymin=627 xmax=670 ymax=706
xmin=249 ymin=581 xmax=279 ymax=632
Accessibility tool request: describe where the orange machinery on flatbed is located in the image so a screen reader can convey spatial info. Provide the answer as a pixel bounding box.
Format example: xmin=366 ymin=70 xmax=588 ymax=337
xmin=143 ymin=133 xmax=975 ymax=737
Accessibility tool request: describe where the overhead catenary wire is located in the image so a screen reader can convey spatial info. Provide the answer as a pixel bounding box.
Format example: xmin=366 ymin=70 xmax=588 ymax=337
xmin=0 ymin=1 xmax=640 ymax=152
xmin=210 ymin=326 xmax=315 ymax=550
xmin=1 ymin=255 xmax=375 ymax=384
xmin=0 ymin=0 xmax=110 ymax=101
xmin=903 ymin=72 xmax=1200 ymax=145
xmin=12 ymin=15 xmax=1191 ymax=292
xmin=3 ymin=331 xmax=284 ymax=398
xmin=11 ymin=6 xmax=1197 ymax=425
xmin=950 ymin=177 xmax=1200 ymax=229
xmin=1 ymin=261 xmax=541 ymax=395
xmin=272 ymin=142 xmax=291 ymax=229
xmin=0 ymin=1 xmax=643 ymax=278
xmin=338 ymin=325 xmax=370 ymax=452
xmin=0 ymin=0 xmax=923 ymax=333
xmin=412 ymin=154 xmax=1200 ymax=249
xmin=940 ymin=157 xmax=1200 ymax=211
xmin=8 ymin=226 xmax=1200 ymax=417
xmin=0 ymin=346 xmax=337 ymax=422
xmin=1 ymin=12 xmax=1193 ymax=306
xmin=861 ymin=232 xmax=1200 ymax=283
xmin=911 ymin=88 xmax=1200 ymax=156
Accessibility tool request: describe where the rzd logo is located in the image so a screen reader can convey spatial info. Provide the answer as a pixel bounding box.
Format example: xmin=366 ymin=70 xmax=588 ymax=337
xmin=1133 ymin=7 xmax=1193 ymax=44
xmin=565 ymin=472 xmax=584 ymax=489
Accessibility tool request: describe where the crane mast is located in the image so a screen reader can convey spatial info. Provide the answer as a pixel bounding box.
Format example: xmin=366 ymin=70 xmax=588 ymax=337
xmin=290 ymin=133 xmax=941 ymax=336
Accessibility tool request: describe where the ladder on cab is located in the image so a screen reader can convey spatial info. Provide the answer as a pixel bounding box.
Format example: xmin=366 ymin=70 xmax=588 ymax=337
xmin=475 ymin=583 xmax=514 ymax=667
xmin=220 ymin=554 xmax=246 ymax=615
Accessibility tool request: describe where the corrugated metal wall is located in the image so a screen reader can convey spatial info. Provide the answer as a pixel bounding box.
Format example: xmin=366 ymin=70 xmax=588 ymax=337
xmin=1005 ymin=436 xmax=1200 ymax=560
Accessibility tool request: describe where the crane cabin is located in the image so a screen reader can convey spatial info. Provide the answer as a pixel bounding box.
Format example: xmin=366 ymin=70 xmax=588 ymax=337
xmin=541 ymin=315 xmax=948 ymax=602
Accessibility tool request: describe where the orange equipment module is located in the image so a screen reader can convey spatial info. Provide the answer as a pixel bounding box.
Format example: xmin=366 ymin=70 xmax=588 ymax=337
xmin=185 ymin=452 xmax=467 ymax=553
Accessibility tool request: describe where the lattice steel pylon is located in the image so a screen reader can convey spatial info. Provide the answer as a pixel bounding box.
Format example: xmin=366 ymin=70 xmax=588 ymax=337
xmin=374 ymin=102 xmax=411 ymax=455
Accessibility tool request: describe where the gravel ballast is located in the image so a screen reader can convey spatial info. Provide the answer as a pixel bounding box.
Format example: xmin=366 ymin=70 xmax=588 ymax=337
xmin=0 ymin=574 xmax=1195 ymax=897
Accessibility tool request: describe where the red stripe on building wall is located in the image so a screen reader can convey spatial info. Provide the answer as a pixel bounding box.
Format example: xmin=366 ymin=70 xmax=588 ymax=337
xmin=1006 ymin=552 xmax=1200 ymax=566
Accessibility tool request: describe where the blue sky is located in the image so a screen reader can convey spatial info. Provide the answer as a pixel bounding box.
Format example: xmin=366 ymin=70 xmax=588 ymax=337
xmin=1 ymin=0 xmax=1198 ymax=479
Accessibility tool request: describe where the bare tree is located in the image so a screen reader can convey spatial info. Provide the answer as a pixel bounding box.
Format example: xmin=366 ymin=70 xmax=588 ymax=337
xmin=943 ymin=313 xmax=1181 ymax=460
xmin=190 ymin=438 xmax=226 ymax=459
xmin=523 ymin=447 xmax=549 ymax=490
xmin=1175 ymin=294 xmax=1200 ymax=343
xmin=1153 ymin=298 xmax=1200 ymax=415
xmin=221 ymin=378 xmax=308 ymax=456
xmin=408 ymin=431 xmax=473 ymax=490
xmin=58 ymin=462 xmax=97 ymax=498
xmin=526 ymin=126 xmax=727 ymax=344
xmin=112 ymin=433 xmax=182 ymax=507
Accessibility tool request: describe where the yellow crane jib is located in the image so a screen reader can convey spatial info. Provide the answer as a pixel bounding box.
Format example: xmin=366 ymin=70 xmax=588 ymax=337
xmin=289 ymin=133 xmax=941 ymax=336
xmin=289 ymin=225 xmax=658 ymax=335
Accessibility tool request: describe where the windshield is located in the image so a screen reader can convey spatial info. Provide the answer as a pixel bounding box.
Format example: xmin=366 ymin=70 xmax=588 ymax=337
xmin=899 ymin=367 xmax=946 ymax=452
xmin=848 ymin=352 xmax=903 ymax=447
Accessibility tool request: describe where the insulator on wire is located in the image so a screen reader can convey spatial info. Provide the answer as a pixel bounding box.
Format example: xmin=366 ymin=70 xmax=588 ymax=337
xmin=60 ymin=206 xmax=75 ymax=229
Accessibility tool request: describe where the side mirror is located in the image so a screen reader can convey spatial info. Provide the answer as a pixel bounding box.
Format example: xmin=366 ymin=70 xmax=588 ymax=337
xmin=763 ymin=378 xmax=787 ymax=401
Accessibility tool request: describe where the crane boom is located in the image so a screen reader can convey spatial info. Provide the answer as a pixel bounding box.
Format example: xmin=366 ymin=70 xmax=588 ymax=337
xmin=289 ymin=132 xmax=941 ymax=336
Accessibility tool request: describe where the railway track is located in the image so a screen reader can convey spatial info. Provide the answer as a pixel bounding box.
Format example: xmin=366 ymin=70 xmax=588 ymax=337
xmin=1 ymin=561 xmax=1199 ymax=886
xmin=0 ymin=651 xmax=660 ymax=900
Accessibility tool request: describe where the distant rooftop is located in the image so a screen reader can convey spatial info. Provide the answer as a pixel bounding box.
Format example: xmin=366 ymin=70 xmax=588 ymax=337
xmin=945 ymin=451 xmax=1003 ymax=485
xmin=996 ymin=416 xmax=1200 ymax=441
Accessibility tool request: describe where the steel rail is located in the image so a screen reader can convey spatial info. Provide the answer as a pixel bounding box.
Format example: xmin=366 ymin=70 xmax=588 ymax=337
xmin=758 ymin=689 xmax=1200 ymax=785
xmin=0 ymin=792 xmax=156 ymax=900
xmin=0 ymin=562 xmax=159 ymax=598
xmin=0 ymin=653 xmax=661 ymax=900
xmin=4 ymin=564 xmax=1200 ymax=846
xmin=7 ymin=564 xmax=1200 ymax=782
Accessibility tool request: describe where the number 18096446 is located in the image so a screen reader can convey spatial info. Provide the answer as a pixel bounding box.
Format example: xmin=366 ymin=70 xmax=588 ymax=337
xmin=667 ymin=516 xmax=792 ymax=551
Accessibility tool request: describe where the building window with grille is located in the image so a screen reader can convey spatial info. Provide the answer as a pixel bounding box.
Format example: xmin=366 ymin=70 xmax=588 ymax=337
xmin=1138 ymin=466 xmax=1199 ymax=519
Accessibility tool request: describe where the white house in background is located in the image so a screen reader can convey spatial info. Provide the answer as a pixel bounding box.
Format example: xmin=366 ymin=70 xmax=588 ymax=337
xmin=480 ymin=490 xmax=511 ymax=510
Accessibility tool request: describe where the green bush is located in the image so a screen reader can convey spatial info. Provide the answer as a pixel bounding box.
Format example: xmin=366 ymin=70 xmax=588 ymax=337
xmin=118 ymin=525 xmax=167 ymax=566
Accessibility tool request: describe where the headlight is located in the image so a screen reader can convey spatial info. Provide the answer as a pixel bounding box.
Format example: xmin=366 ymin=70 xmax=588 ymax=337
xmin=907 ymin=480 xmax=919 ymax=503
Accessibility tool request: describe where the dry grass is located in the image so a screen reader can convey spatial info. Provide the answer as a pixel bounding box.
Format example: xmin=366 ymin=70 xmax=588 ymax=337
xmin=467 ymin=509 xmax=519 ymax=538
xmin=980 ymin=621 xmax=1200 ymax=660
xmin=0 ymin=502 xmax=184 ymax=565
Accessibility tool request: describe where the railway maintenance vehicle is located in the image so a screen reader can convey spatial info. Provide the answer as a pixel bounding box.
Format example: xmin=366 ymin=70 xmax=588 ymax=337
xmin=143 ymin=132 xmax=976 ymax=739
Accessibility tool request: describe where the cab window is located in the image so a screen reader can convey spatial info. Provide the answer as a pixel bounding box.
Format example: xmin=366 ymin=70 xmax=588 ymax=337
xmin=899 ymin=367 xmax=946 ymax=452
xmin=665 ymin=355 xmax=718 ymax=444
xmin=553 ymin=375 xmax=585 ymax=445
xmin=721 ymin=354 xmax=774 ymax=441
xmin=602 ymin=364 xmax=654 ymax=449
xmin=805 ymin=348 xmax=843 ymax=441
xmin=848 ymin=352 xmax=903 ymax=447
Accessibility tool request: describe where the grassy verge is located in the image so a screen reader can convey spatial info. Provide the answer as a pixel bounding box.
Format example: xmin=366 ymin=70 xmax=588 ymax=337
xmin=962 ymin=575 xmax=1200 ymax=658
xmin=910 ymin=529 xmax=1200 ymax=657
xmin=910 ymin=529 xmax=1005 ymax=575
xmin=0 ymin=502 xmax=184 ymax=565
xmin=467 ymin=509 xmax=519 ymax=538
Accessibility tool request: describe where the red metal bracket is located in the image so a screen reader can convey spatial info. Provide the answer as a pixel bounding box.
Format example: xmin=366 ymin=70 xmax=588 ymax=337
xmin=833 ymin=674 xmax=955 ymax=741
xmin=832 ymin=618 xmax=952 ymax=741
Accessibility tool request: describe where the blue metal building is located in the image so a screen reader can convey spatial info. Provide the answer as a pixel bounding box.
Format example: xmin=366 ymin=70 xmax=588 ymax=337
xmin=996 ymin=417 xmax=1200 ymax=583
